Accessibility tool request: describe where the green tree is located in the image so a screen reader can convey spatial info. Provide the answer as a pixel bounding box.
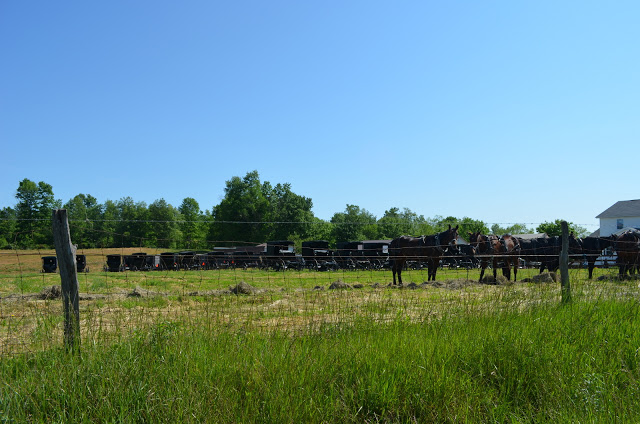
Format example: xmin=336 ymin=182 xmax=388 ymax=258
xmin=14 ymin=179 xmax=60 ymax=248
xmin=266 ymin=183 xmax=315 ymax=242
xmin=0 ymin=207 xmax=16 ymax=248
xmin=148 ymin=199 xmax=180 ymax=248
xmin=64 ymin=194 xmax=102 ymax=248
xmin=377 ymin=207 xmax=426 ymax=239
xmin=457 ymin=217 xmax=490 ymax=241
xmin=330 ymin=205 xmax=378 ymax=244
xmin=114 ymin=197 xmax=150 ymax=247
xmin=303 ymin=217 xmax=333 ymax=242
xmin=491 ymin=223 xmax=533 ymax=236
xmin=96 ymin=200 xmax=119 ymax=247
xmin=536 ymin=220 xmax=588 ymax=238
xmin=210 ymin=171 xmax=273 ymax=244
xmin=179 ymin=197 xmax=206 ymax=249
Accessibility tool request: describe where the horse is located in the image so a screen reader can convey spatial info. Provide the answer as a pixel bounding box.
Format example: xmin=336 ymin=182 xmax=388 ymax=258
xmin=613 ymin=230 xmax=640 ymax=278
xmin=442 ymin=243 xmax=477 ymax=269
xmin=515 ymin=234 xmax=583 ymax=274
xmin=469 ymin=232 xmax=520 ymax=282
xmin=390 ymin=224 xmax=459 ymax=285
xmin=581 ymin=236 xmax=615 ymax=279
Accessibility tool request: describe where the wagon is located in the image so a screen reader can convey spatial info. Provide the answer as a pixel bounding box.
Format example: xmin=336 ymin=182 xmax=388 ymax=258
xmin=106 ymin=254 xmax=123 ymax=272
xmin=76 ymin=254 xmax=88 ymax=272
xmin=42 ymin=256 xmax=57 ymax=273
xmin=302 ymin=240 xmax=338 ymax=271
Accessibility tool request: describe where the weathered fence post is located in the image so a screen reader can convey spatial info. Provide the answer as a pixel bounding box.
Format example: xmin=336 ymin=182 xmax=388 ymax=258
xmin=560 ymin=220 xmax=571 ymax=304
xmin=52 ymin=209 xmax=81 ymax=351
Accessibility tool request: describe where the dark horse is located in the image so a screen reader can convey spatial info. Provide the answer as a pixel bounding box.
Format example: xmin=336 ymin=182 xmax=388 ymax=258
xmin=469 ymin=232 xmax=520 ymax=282
xmin=390 ymin=225 xmax=459 ymax=285
xmin=516 ymin=234 xmax=583 ymax=274
xmin=613 ymin=230 xmax=640 ymax=278
xmin=581 ymin=235 xmax=615 ymax=279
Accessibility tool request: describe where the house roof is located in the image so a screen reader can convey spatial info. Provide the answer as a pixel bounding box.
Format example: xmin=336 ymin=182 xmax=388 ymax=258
xmin=596 ymin=199 xmax=640 ymax=218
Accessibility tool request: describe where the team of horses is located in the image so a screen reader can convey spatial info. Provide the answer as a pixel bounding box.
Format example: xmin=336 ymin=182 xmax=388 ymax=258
xmin=390 ymin=227 xmax=640 ymax=285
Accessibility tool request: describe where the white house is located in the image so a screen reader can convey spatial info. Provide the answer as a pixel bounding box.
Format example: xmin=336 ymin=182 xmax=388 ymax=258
xmin=595 ymin=199 xmax=640 ymax=237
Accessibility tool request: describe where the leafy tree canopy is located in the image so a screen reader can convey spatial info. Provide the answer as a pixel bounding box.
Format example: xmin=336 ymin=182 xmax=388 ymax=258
xmin=330 ymin=204 xmax=378 ymax=244
xmin=536 ymin=220 xmax=589 ymax=238
xmin=14 ymin=179 xmax=60 ymax=247
xmin=490 ymin=223 xmax=533 ymax=236
xmin=377 ymin=207 xmax=426 ymax=239
xmin=211 ymin=171 xmax=315 ymax=245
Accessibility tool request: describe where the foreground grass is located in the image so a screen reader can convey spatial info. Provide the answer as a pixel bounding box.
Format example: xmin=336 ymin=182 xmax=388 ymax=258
xmin=1 ymin=295 xmax=639 ymax=423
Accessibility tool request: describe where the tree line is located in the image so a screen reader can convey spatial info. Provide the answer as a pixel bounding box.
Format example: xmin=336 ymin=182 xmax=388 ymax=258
xmin=0 ymin=172 xmax=588 ymax=250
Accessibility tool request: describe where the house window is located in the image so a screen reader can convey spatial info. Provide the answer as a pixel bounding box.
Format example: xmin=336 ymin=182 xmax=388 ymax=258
xmin=617 ymin=219 xmax=624 ymax=229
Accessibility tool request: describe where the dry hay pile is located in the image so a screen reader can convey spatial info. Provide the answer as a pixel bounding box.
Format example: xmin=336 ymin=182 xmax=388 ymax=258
xmin=519 ymin=272 xmax=559 ymax=284
xmin=230 ymin=281 xmax=260 ymax=295
xmin=329 ymin=280 xmax=351 ymax=290
xmin=38 ymin=285 xmax=62 ymax=300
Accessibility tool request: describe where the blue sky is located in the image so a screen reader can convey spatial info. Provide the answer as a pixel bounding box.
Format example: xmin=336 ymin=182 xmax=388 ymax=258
xmin=2 ymin=1 xmax=639 ymax=232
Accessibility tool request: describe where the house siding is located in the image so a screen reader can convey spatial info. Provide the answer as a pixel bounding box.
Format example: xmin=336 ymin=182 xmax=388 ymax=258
xmin=600 ymin=216 xmax=640 ymax=236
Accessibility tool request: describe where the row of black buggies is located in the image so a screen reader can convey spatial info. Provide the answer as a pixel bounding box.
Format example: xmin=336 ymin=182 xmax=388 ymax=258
xmin=40 ymin=240 xmax=480 ymax=274
xmin=95 ymin=240 xmax=480 ymax=273
xmin=41 ymin=255 xmax=88 ymax=273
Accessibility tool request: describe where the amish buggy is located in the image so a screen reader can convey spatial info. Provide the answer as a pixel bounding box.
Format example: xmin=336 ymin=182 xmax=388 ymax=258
xmin=42 ymin=256 xmax=57 ymax=273
xmin=335 ymin=241 xmax=361 ymax=270
xmin=302 ymin=240 xmax=339 ymax=271
xmin=361 ymin=240 xmax=391 ymax=270
xmin=265 ymin=241 xmax=304 ymax=271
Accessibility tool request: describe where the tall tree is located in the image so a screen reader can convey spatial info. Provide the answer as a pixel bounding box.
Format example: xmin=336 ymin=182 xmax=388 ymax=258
xmin=377 ymin=207 xmax=426 ymax=239
xmin=457 ymin=217 xmax=489 ymax=241
xmin=148 ymin=199 xmax=180 ymax=248
xmin=536 ymin=220 xmax=588 ymax=238
xmin=64 ymin=194 xmax=102 ymax=248
xmin=96 ymin=200 xmax=119 ymax=247
xmin=330 ymin=204 xmax=378 ymax=243
xmin=210 ymin=171 xmax=272 ymax=244
xmin=179 ymin=197 xmax=206 ymax=249
xmin=490 ymin=223 xmax=532 ymax=236
xmin=115 ymin=197 xmax=150 ymax=247
xmin=0 ymin=207 xmax=16 ymax=248
xmin=14 ymin=179 xmax=60 ymax=247
xmin=266 ymin=183 xmax=315 ymax=242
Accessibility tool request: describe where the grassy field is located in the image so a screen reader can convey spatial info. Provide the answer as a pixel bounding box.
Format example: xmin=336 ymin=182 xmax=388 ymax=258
xmin=1 ymin=249 xmax=639 ymax=422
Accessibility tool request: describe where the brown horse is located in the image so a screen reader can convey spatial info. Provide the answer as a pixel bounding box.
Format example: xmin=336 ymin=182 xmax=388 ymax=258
xmin=469 ymin=232 xmax=520 ymax=282
xmin=390 ymin=225 xmax=459 ymax=285
xmin=614 ymin=230 xmax=640 ymax=277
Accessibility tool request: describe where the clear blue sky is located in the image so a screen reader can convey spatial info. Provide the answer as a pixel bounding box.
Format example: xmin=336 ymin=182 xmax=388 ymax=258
xmin=2 ymin=1 xmax=639 ymax=232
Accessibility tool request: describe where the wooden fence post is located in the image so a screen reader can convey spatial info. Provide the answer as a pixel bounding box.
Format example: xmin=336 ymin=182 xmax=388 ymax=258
xmin=560 ymin=220 xmax=571 ymax=304
xmin=52 ymin=209 xmax=81 ymax=351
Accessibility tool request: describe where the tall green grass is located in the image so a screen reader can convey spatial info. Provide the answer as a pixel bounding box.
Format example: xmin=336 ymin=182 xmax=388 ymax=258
xmin=2 ymin=294 xmax=639 ymax=423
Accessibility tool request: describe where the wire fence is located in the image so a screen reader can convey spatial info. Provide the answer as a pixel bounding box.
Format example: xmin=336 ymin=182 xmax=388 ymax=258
xmin=0 ymin=221 xmax=636 ymax=357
